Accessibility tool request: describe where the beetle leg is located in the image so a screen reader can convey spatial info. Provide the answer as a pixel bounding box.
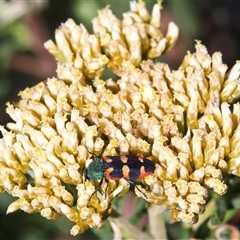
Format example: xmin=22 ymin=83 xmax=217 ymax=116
xmin=135 ymin=184 xmax=147 ymax=199
xmin=89 ymin=178 xmax=104 ymax=201
xmin=126 ymin=180 xmax=148 ymax=199
xmin=103 ymin=179 xmax=108 ymax=200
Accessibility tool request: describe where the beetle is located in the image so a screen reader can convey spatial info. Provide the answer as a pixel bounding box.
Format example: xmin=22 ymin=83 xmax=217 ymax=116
xmin=85 ymin=149 xmax=156 ymax=199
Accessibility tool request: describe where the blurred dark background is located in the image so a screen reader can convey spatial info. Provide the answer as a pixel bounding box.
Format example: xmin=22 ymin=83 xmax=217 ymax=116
xmin=0 ymin=0 xmax=240 ymax=239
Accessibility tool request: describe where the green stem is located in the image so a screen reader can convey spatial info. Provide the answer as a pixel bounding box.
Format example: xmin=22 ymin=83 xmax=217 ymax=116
xmin=109 ymin=209 xmax=153 ymax=240
xmin=148 ymin=205 xmax=168 ymax=240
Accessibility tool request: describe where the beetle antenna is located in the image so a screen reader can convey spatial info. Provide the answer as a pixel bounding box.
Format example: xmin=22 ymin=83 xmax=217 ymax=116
xmin=86 ymin=146 xmax=98 ymax=158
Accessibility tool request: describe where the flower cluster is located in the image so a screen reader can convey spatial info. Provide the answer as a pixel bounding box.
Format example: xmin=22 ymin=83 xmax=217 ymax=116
xmin=1 ymin=0 xmax=240 ymax=236
xmin=44 ymin=0 xmax=178 ymax=78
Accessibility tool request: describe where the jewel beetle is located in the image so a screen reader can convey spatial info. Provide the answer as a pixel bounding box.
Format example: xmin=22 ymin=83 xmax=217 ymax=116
xmin=85 ymin=149 xmax=156 ymax=198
